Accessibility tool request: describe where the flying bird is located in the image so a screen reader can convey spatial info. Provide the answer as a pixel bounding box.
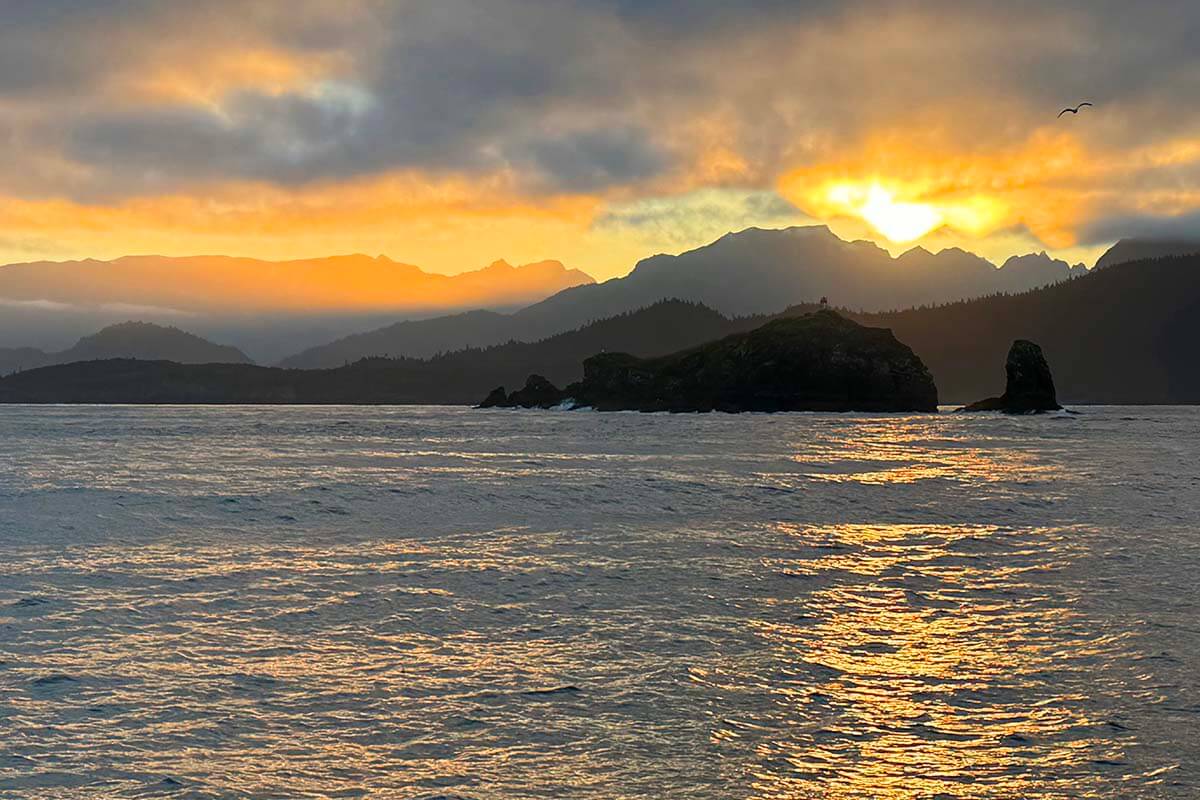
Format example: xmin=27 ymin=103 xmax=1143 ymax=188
xmin=1058 ymin=102 xmax=1093 ymax=118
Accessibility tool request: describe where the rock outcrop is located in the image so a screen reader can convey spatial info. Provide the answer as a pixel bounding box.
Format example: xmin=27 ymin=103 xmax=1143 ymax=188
xmin=483 ymin=374 xmax=566 ymax=408
xmin=960 ymin=339 xmax=1061 ymax=412
xmin=481 ymin=309 xmax=939 ymax=412
xmin=478 ymin=386 xmax=509 ymax=408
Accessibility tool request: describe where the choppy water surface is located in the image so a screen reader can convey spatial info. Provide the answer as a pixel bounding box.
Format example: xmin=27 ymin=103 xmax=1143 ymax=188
xmin=1 ymin=405 xmax=1198 ymax=799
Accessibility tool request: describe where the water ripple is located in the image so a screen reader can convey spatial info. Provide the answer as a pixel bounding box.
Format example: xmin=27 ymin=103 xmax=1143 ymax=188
xmin=0 ymin=405 xmax=1197 ymax=798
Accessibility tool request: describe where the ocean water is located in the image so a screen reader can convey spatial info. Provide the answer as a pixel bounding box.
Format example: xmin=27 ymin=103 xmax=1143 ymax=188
xmin=0 ymin=405 xmax=1197 ymax=799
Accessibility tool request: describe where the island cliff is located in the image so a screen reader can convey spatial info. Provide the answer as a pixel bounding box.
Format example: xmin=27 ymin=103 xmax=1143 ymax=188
xmin=481 ymin=309 xmax=938 ymax=412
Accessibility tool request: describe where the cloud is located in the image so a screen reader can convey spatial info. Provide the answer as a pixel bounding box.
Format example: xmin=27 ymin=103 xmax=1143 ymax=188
xmin=594 ymin=189 xmax=810 ymax=249
xmin=99 ymin=302 xmax=198 ymax=317
xmin=1080 ymin=210 xmax=1200 ymax=245
xmin=0 ymin=297 xmax=76 ymax=312
xmin=2 ymin=1 xmax=1200 ymax=263
xmin=512 ymin=128 xmax=669 ymax=192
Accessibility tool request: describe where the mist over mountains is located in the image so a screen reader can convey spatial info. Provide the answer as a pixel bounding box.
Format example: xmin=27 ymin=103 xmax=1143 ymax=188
xmin=0 ymin=254 xmax=594 ymax=361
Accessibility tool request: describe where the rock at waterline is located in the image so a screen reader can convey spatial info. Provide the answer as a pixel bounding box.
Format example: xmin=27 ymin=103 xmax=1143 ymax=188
xmin=483 ymin=374 xmax=566 ymax=409
xmin=478 ymin=386 xmax=509 ymax=408
xmin=960 ymin=339 xmax=1062 ymax=413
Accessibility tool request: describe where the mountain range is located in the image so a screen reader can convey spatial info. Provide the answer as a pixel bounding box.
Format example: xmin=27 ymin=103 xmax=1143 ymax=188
xmin=4 ymin=228 xmax=1200 ymax=385
xmin=5 ymin=252 xmax=1200 ymax=404
xmin=280 ymin=226 xmax=1093 ymax=367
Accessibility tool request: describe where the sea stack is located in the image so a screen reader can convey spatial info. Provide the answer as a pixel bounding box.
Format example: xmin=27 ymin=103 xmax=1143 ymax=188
xmin=960 ymin=339 xmax=1061 ymax=413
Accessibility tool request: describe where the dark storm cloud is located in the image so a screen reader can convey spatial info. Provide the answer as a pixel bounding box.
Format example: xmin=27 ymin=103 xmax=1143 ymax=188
xmin=24 ymin=0 xmax=677 ymax=193
xmin=510 ymin=129 xmax=669 ymax=192
xmin=1080 ymin=211 xmax=1200 ymax=246
xmin=66 ymin=91 xmax=372 ymax=188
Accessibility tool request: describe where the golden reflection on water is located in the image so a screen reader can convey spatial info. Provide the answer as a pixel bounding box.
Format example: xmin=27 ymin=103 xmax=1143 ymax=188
xmin=727 ymin=522 xmax=1130 ymax=799
xmin=788 ymin=420 xmax=1064 ymax=486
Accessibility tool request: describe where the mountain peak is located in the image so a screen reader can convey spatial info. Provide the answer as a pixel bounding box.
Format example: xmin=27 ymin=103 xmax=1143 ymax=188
xmin=92 ymin=320 xmax=178 ymax=335
xmin=1095 ymin=237 xmax=1200 ymax=270
xmin=26 ymin=320 xmax=256 ymax=367
xmin=720 ymin=224 xmax=834 ymax=242
xmin=1001 ymin=251 xmax=1065 ymax=269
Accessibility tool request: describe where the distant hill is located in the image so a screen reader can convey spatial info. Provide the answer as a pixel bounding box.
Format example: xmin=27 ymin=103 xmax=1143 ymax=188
xmin=0 ymin=347 xmax=50 ymax=376
xmin=5 ymin=254 xmax=1200 ymax=405
xmin=1094 ymin=238 xmax=1200 ymax=270
xmin=0 ymin=301 xmax=761 ymax=404
xmin=281 ymin=226 xmax=1088 ymax=367
xmin=0 ymin=322 xmax=251 ymax=375
xmin=857 ymin=254 xmax=1200 ymax=403
xmin=279 ymin=309 xmax=522 ymax=367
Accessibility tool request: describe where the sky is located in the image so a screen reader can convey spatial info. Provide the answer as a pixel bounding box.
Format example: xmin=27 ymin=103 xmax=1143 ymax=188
xmin=2 ymin=0 xmax=1200 ymax=280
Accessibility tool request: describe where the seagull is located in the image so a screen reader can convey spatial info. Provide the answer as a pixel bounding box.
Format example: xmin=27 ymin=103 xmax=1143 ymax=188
xmin=1058 ymin=102 xmax=1093 ymax=118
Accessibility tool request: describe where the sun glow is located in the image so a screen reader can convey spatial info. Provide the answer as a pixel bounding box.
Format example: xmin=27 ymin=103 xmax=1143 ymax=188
xmin=859 ymin=185 xmax=942 ymax=242
xmin=775 ymin=131 xmax=1100 ymax=252
xmin=820 ymin=183 xmax=943 ymax=242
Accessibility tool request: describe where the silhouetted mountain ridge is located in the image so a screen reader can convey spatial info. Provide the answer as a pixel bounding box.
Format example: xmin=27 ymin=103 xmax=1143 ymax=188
xmin=1094 ymin=238 xmax=1200 ymax=269
xmin=4 ymin=254 xmax=1200 ymax=404
xmin=281 ymin=226 xmax=1094 ymax=367
xmin=0 ymin=301 xmax=766 ymax=403
xmin=856 ymin=254 xmax=1200 ymax=402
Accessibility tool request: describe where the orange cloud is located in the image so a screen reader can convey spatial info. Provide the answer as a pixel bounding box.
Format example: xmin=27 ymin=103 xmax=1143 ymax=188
xmin=779 ymin=128 xmax=1096 ymax=249
xmin=0 ymin=171 xmax=662 ymax=281
xmin=125 ymin=48 xmax=346 ymax=106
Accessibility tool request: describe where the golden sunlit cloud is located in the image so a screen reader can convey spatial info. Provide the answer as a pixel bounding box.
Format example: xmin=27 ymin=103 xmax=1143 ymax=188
xmin=813 ymin=181 xmax=1013 ymax=244
xmin=826 ymin=184 xmax=942 ymax=243
xmin=0 ymin=172 xmax=665 ymax=281
xmin=126 ymin=48 xmax=345 ymax=105
xmin=779 ymin=124 xmax=1200 ymax=261
xmin=1 ymin=0 xmax=1200 ymax=281
xmin=778 ymin=129 xmax=1097 ymax=252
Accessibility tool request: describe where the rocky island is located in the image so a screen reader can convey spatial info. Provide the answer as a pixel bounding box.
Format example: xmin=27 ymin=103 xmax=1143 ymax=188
xmin=480 ymin=309 xmax=939 ymax=412
xmin=959 ymin=339 xmax=1062 ymax=413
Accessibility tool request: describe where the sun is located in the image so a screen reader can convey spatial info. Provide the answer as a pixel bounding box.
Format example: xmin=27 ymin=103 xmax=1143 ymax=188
xmin=857 ymin=185 xmax=943 ymax=243
xmin=814 ymin=182 xmax=945 ymax=243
